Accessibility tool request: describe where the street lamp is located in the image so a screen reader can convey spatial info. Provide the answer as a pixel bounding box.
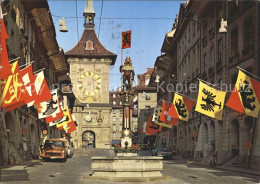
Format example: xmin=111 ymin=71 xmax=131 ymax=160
xmin=59 ymin=18 xmax=68 ymax=32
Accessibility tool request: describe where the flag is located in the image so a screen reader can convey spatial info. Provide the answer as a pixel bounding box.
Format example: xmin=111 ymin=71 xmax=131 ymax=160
xmin=226 ymin=70 xmax=260 ymax=118
xmin=195 ymin=81 xmax=226 ymax=120
xmin=160 ymin=101 xmax=178 ymax=126
xmin=152 ymin=107 xmax=172 ymax=128
xmin=168 ymin=94 xmax=195 ymax=121
xmin=145 ymin=115 xmax=162 ymax=135
xmin=56 ymin=107 xmax=72 ymax=129
xmin=27 ymin=71 xmax=52 ymax=107
xmin=121 ymin=30 xmax=131 ymax=49
xmin=4 ymin=64 xmax=35 ymax=111
xmin=0 ymin=16 xmax=12 ymax=79
xmin=37 ymin=89 xmax=60 ymax=119
xmin=0 ymin=61 xmax=24 ymax=109
xmin=64 ymin=114 xmax=77 ymax=134
xmin=45 ymin=99 xmax=64 ymax=123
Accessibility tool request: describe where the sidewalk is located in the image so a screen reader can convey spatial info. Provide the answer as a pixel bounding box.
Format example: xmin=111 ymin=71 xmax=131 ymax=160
xmin=186 ymin=159 xmax=260 ymax=177
xmin=1 ymin=159 xmax=41 ymax=171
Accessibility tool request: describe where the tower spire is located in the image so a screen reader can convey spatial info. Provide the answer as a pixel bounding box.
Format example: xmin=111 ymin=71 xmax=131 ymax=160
xmin=83 ymin=0 xmax=95 ymax=29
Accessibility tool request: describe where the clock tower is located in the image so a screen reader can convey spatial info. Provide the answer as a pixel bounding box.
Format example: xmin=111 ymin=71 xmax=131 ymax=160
xmin=65 ymin=0 xmax=117 ymax=148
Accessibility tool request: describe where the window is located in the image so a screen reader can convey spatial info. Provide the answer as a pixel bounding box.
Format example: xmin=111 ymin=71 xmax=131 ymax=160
xmin=243 ymin=16 xmax=253 ymax=50
xmin=145 ymin=105 xmax=151 ymax=109
xmin=112 ymin=132 xmax=116 ymax=139
xmin=231 ymin=27 xmax=238 ymax=56
xmin=145 ymin=94 xmax=151 ymax=100
xmin=217 ymin=38 xmax=223 ymax=63
xmin=145 ymin=78 xmax=150 ymax=86
xmin=113 ymin=94 xmax=116 ymax=98
xmin=113 ymin=101 xmax=116 ymax=105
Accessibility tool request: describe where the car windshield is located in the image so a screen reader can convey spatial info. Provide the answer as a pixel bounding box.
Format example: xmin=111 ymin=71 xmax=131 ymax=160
xmin=44 ymin=140 xmax=65 ymax=148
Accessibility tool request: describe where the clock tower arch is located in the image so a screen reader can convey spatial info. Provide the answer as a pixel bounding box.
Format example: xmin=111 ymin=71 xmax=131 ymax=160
xmin=65 ymin=0 xmax=117 ymax=149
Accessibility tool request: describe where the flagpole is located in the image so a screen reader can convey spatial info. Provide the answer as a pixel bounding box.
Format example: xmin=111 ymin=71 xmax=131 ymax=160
xmin=198 ymin=78 xmax=229 ymax=92
xmin=237 ymin=66 xmax=260 ymax=81
xmin=33 ymin=68 xmax=45 ymax=74
xmin=172 ymin=91 xmax=197 ymax=101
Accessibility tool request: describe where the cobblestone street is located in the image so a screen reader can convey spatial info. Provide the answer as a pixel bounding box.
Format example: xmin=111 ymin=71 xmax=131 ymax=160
xmin=1 ymin=149 xmax=259 ymax=184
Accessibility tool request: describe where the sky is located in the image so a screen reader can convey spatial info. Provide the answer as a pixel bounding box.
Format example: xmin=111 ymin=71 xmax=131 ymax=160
xmin=48 ymin=0 xmax=181 ymax=90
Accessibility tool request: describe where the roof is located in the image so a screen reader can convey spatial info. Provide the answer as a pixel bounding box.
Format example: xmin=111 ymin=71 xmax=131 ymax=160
xmin=65 ymin=29 xmax=117 ymax=65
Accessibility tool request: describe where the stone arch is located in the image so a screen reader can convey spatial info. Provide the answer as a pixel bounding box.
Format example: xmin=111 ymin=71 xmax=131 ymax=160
xmin=5 ymin=112 xmax=16 ymax=144
xmin=82 ymin=130 xmax=96 ymax=148
xmin=231 ymin=119 xmax=239 ymax=156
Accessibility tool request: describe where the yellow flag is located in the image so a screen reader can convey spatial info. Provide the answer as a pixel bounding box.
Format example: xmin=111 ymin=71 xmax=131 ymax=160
xmin=195 ymin=81 xmax=226 ymax=120
xmin=56 ymin=107 xmax=71 ymax=128
xmin=236 ymin=70 xmax=260 ymax=118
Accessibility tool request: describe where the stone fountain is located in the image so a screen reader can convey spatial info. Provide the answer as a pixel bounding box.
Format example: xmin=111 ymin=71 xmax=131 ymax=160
xmin=86 ymin=57 xmax=170 ymax=182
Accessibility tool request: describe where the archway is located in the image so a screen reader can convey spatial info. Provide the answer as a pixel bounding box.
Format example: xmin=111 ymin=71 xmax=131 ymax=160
xmin=82 ymin=131 xmax=95 ymax=148
xmin=5 ymin=112 xmax=15 ymax=144
xmin=231 ymin=119 xmax=239 ymax=156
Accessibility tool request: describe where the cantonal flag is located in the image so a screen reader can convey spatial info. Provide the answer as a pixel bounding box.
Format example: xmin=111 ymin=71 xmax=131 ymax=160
xmin=152 ymin=107 xmax=172 ymax=129
xmin=121 ymin=30 xmax=131 ymax=49
xmin=0 ymin=18 xmax=12 ymax=79
xmin=168 ymin=93 xmax=195 ymax=121
xmin=0 ymin=61 xmax=24 ymax=109
xmin=226 ymin=70 xmax=260 ymax=118
xmin=195 ymin=81 xmax=226 ymax=120
xmin=45 ymin=99 xmax=64 ymax=123
xmin=4 ymin=64 xmax=35 ymax=111
xmin=159 ymin=101 xmax=178 ymax=126
xmin=27 ymin=71 xmax=52 ymax=107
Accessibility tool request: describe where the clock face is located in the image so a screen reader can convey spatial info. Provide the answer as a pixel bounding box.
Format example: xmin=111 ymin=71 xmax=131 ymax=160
xmin=77 ymin=71 xmax=101 ymax=103
xmin=85 ymin=114 xmax=92 ymax=123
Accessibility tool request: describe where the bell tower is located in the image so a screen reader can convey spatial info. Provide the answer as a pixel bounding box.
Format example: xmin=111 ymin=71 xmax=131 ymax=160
xmin=65 ymin=0 xmax=117 ymax=149
xmin=83 ymin=0 xmax=95 ymax=29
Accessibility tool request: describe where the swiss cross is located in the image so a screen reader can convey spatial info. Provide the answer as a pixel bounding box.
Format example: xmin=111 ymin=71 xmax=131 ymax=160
xmin=164 ymin=110 xmax=172 ymax=121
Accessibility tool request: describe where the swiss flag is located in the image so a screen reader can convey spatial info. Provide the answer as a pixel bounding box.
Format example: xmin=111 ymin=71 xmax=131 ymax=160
xmin=159 ymin=101 xmax=178 ymax=126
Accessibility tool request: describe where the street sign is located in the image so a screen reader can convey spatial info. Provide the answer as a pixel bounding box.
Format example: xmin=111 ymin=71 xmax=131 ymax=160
xmin=43 ymin=130 xmax=48 ymax=135
xmin=193 ymin=132 xmax=198 ymax=137
xmin=22 ymin=128 xmax=29 ymax=135
xmin=244 ymin=142 xmax=252 ymax=150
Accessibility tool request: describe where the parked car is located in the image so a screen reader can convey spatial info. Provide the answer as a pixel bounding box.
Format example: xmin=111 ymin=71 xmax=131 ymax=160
xmin=156 ymin=147 xmax=175 ymax=159
xmin=152 ymin=147 xmax=160 ymax=156
xmin=67 ymin=142 xmax=74 ymax=158
xmin=41 ymin=138 xmax=68 ymax=162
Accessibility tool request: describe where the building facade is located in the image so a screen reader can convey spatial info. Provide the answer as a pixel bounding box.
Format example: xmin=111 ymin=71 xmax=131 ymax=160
xmin=0 ymin=0 xmax=69 ymax=166
xmin=66 ymin=0 xmax=117 ymax=149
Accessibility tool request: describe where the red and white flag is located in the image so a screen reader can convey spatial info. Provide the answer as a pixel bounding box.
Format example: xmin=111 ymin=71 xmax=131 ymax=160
xmin=27 ymin=71 xmax=52 ymax=107
xmin=0 ymin=11 xmax=12 ymax=79
xmin=45 ymin=99 xmax=64 ymax=123
xmin=159 ymin=101 xmax=178 ymax=126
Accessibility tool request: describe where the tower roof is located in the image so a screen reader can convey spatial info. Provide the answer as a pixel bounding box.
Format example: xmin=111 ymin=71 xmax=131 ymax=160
xmin=84 ymin=0 xmax=95 ymax=15
xmin=65 ymin=29 xmax=117 ymax=65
